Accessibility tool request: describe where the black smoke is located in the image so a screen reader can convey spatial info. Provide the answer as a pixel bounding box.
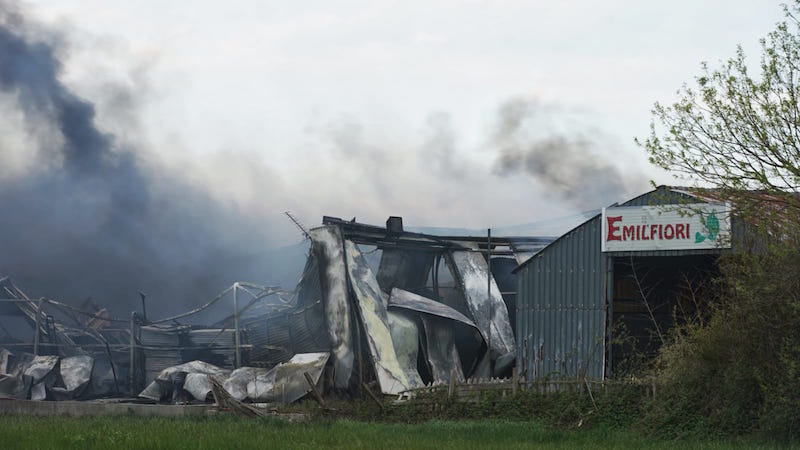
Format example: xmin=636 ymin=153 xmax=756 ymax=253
xmin=492 ymin=97 xmax=646 ymax=210
xmin=0 ymin=2 xmax=293 ymax=318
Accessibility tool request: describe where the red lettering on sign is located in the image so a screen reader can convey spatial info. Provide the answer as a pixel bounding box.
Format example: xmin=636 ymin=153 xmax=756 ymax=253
xmin=606 ymin=216 xmax=622 ymax=241
xmin=664 ymin=224 xmax=674 ymax=239
xmin=622 ymin=225 xmax=635 ymax=240
xmin=650 ymin=224 xmax=658 ymax=240
xmin=676 ymin=223 xmax=684 ymax=239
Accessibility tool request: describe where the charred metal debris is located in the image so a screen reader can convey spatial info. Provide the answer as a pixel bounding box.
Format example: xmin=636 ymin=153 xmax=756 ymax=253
xmin=0 ymin=216 xmax=552 ymax=405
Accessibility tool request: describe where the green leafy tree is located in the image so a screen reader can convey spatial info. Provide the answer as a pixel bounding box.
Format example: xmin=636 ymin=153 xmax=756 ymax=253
xmin=637 ymin=2 xmax=800 ymax=440
xmin=638 ymin=1 xmax=800 ymax=229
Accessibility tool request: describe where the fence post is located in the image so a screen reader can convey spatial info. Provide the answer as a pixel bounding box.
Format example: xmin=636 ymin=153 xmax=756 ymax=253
xmin=512 ymin=367 xmax=518 ymax=394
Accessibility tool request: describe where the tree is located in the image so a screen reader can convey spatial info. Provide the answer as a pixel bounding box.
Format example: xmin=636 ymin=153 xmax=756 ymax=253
xmin=638 ymin=1 xmax=800 ymax=229
xmin=636 ymin=2 xmax=800 ymax=439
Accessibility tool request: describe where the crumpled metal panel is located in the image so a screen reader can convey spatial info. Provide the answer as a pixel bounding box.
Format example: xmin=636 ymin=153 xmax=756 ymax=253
xmin=223 ymin=352 xmax=330 ymax=403
xmin=388 ymin=288 xmax=477 ymax=328
xmin=420 ymin=316 xmax=465 ymax=383
xmin=183 ymin=372 xmax=214 ymax=401
xmin=56 ymin=355 xmax=93 ymax=397
xmin=270 ymin=351 xmax=330 ymax=404
xmin=0 ymin=349 xmax=34 ymax=398
xmin=387 ymin=310 xmax=424 ymax=389
xmin=344 ymin=240 xmax=411 ymax=395
xmin=449 ymin=250 xmax=515 ymax=358
xmin=24 ymin=355 xmax=59 ymax=400
xmin=23 ymin=355 xmax=59 ymax=383
xmin=138 ymin=360 xmax=231 ymax=401
xmin=309 ymin=226 xmax=353 ymax=389
xmin=222 ymin=367 xmax=261 ymax=401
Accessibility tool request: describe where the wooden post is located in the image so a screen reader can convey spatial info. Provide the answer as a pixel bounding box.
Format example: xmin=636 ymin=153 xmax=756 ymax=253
xmin=448 ymin=369 xmax=456 ymax=398
xmin=512 ymin=367 xmax=518 ymax=394
xmin=362 ymin=382 xmax=384 ymax=413
xmin=584 ymin=377 xmax=598 ymax=411
xmin=304 ymin=371 xmax=327 ymax=408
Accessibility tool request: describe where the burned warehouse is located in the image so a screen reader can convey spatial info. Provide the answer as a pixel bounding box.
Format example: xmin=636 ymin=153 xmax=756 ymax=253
xmin=0 ymin=185 xmax=736 ymax=406
xmin=0 ymin=214 xmax=552 ymax=403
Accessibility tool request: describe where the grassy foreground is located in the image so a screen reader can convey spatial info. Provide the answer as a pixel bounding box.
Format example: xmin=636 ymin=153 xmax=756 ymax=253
xmin=0 ymin=415 xmax=774 ymax=449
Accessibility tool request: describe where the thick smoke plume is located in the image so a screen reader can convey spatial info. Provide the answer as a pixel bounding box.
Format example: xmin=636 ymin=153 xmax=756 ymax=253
xmin=0 ymin=2 xmax=296 ymax=318
xmin=492 ymin=98 xmax=646 ymax=210
xmin=0 ymin=3 xmax=649 ymax=320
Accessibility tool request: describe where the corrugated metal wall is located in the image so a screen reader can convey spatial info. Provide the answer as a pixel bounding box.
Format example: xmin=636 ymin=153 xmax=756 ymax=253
xmin=516 ymin=216 xmax=608 ymax=380
xmin=515 ymin=186 xmax=725 ymax=381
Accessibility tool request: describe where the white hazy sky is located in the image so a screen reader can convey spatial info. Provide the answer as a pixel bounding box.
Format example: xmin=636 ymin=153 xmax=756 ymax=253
xmin=18 ymin=0 xmax=785 ymax=244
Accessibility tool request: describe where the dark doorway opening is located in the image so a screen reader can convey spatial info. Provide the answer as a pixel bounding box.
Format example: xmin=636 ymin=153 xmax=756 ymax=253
xmin=609 ymin=254 xmax=718 ymax=375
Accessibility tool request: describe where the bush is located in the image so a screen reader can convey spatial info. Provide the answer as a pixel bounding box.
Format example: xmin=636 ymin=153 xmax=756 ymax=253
xmin=643 ymin=244 xmax=800 ymax=440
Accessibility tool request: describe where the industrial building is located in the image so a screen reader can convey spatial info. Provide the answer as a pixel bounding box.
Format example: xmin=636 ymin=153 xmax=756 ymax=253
xmin=0 ymin=186 xmax=739 ymax=405
xmin=514 ymin=186 xmax=732 ymax=381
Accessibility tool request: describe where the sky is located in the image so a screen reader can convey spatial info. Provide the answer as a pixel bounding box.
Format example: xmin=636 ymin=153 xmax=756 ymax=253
xmin=0 ymin=0 xmax=787 ymax=312
xmin=14 ymin=1 xmax=783 ymax=236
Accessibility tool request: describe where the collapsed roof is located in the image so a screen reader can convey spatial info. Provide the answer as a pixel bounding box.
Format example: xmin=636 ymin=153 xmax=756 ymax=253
xmin=0 ymin=216 xmax=552 ymax=403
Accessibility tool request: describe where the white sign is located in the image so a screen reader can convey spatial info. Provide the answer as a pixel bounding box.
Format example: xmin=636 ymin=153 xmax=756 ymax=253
xmin=601 ymin=203 xmax=731 ymax=252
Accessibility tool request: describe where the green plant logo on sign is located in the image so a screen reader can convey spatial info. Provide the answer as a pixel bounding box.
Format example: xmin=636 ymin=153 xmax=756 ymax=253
xmin=695 ymin=210 xmax=720 ymax=243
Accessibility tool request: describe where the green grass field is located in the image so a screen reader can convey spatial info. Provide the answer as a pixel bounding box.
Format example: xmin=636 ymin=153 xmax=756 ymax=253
xmin=0 ymin=415 xmax=776 ymax=449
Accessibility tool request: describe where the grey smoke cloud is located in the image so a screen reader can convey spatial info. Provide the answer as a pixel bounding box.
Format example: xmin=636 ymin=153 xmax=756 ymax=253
xmin=492 ymin=97 xmax=646 ymax=210
xmin=0 ymin=3 xmax=650 ymax=321
xmin=0 ymin=1 xmax=287 ymax=318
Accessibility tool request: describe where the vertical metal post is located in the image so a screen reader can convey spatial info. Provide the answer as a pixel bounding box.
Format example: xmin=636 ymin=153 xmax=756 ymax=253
xmin=487 ymin=228 xmax=492 ymax=360
xmin=129 ymin=312 xmax=137 ymax=396
xmin=33 ymin=298 xmax=42 ymax=356
xmin=233 ymin=282 xmax=241 ymax=368
xmin=604 ymin=255 xmax=615 ymax=379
